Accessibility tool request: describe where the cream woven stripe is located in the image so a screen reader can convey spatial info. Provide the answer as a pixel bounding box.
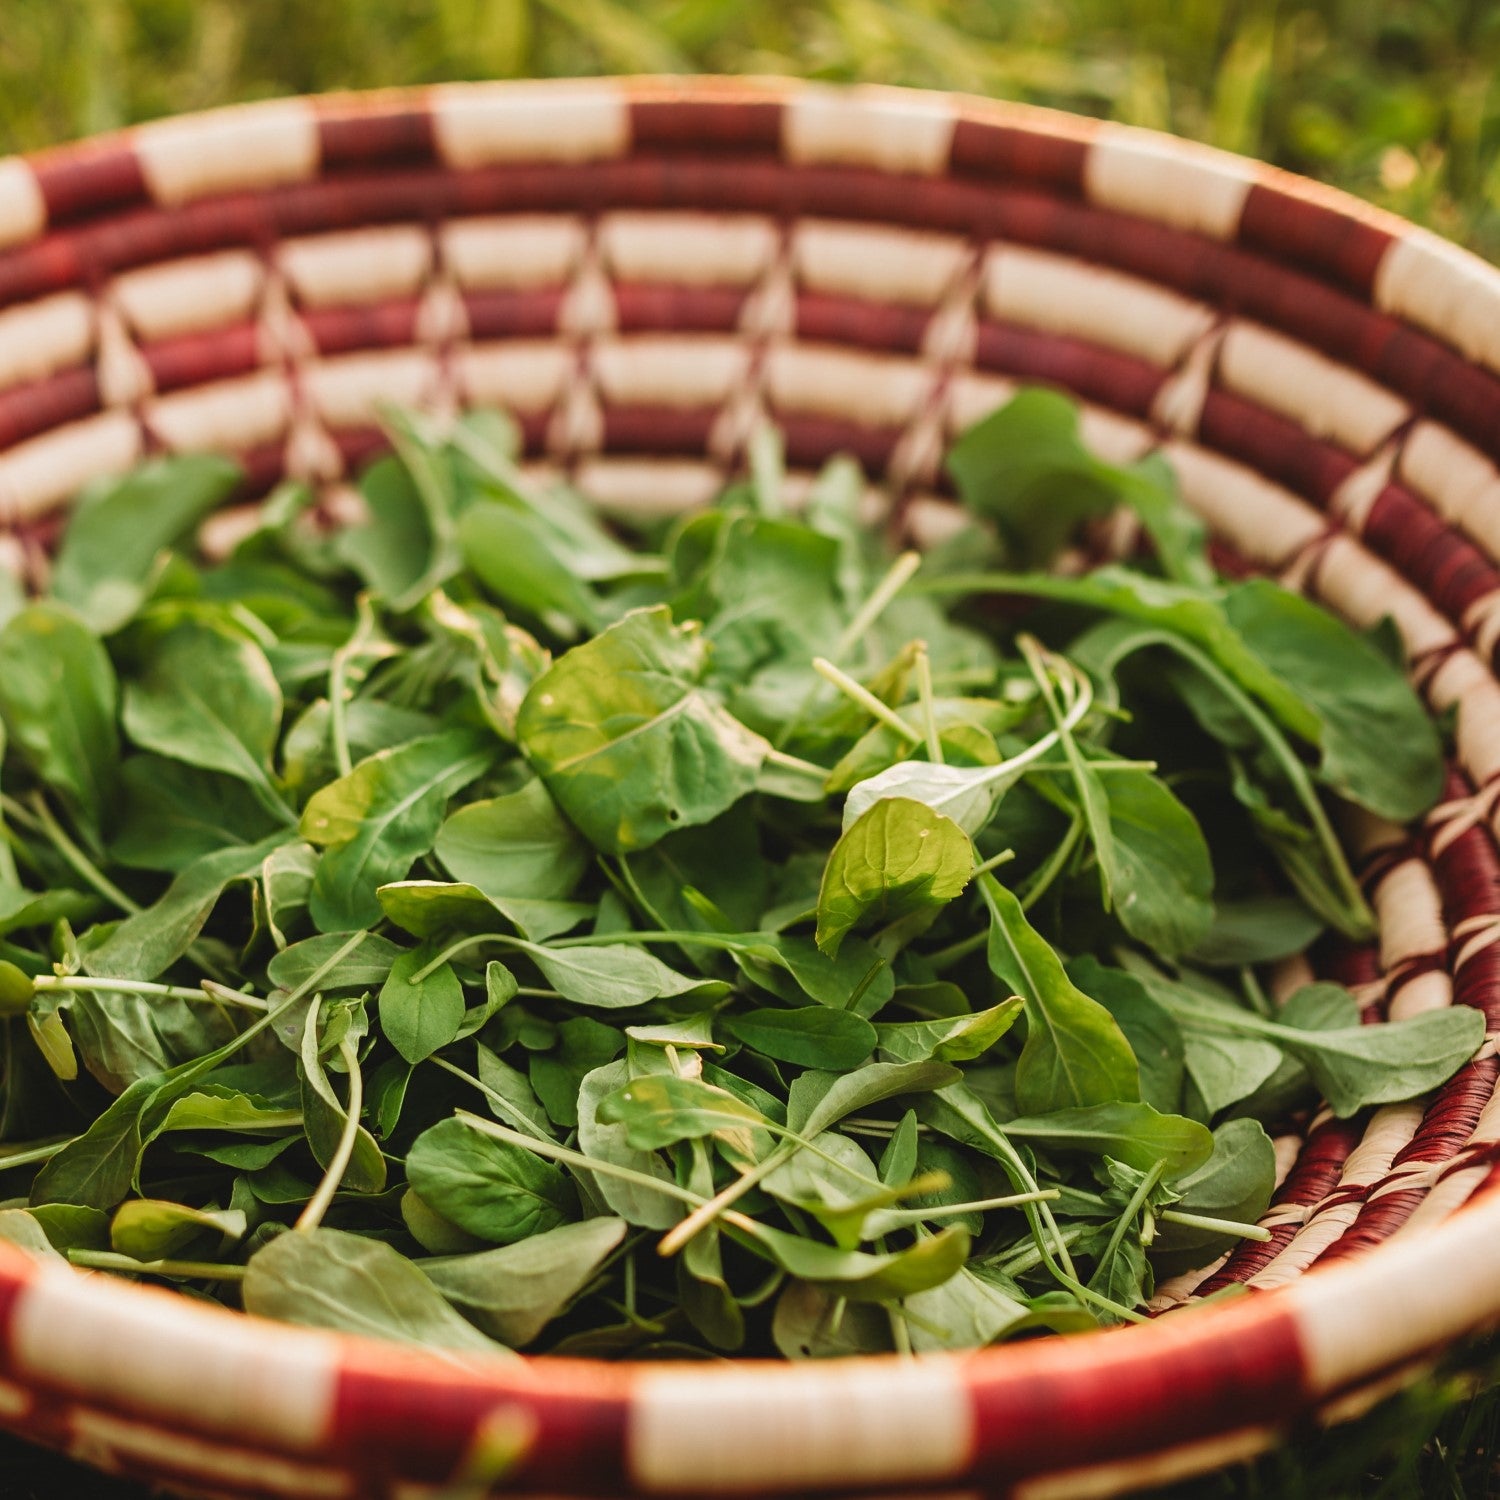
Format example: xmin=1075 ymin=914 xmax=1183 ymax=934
xmin=10 ymin=1261 xmax=338 ymax=1449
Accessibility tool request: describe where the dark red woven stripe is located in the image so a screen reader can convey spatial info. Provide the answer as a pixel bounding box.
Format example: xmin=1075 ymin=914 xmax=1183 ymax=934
xmin=463 ymin=287 xmax=564 ymax=341
xmin=0 ymin=1249 xmax=36 ymax=1374
xmin=332 ymin=1359 xmax=630 ymax=1493
xmin=1238 ymin=185 xmax=1396 ymax=298
xmin=1197 ymin=391 xmax=1356 ymax=504
xmin=601 ymin=403 xmax=717 ymax=455
xmin=332 ymin=426 xmax=387 ymax=469
xmin=303 ymin=298 xmax=420 ymax=357
xmin=630 ymin=98 xmax=782 ymax=154
xmin=0 ymin=367 xmax=101 ymax=449
xmin=976 ymin=321 xmax=1166 ymax=419
xmin=31 ymin=144 xmax=148 ymax=225
xmin=6 ymin=158 xmax=1500 ymax=464
xmin=1200 ymin=1116 xmax=1363 ymax=1293
xmin=949 ymin=117 xmax=1089 ymax=191
xmin=967 ymin=1300 xmax=1307 ymax=1481
xmin=238 ymin=440 xmax=288 ymax=499
xmin=141 ymin=324 xmax=261 ymax=392
xmin=1364 ymin=487 xmax=1500 ymax=632
xmin=613 ymin=281 xmax=746 ymax=334
xmin=779 ymin=413 xmax=900 ymax=471
xmin=319 ymin=107 xmax=436 ymax=169
xmin=796 ymin=292 xmax=930 ymax=355
xmin=516 ymin=408 xmax=550 ymax=457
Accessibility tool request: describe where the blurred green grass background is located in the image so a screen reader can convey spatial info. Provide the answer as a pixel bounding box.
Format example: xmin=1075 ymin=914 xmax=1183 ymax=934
xmin=4 ymin=0 xmax=1500 ymax=254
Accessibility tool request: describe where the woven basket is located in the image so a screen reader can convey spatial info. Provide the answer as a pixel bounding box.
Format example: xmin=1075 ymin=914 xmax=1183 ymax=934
xmin=3 ymin=75 xmax=1500 ymax=1500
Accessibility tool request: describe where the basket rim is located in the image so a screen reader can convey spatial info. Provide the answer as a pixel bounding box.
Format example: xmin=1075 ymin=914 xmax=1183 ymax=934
xmin=1 ymin=74 xmax=1499 ymax=1499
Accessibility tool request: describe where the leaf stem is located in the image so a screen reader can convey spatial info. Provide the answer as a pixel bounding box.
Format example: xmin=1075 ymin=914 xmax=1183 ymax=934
xmin=1019 ymin=815 xmax=1085 ymax=913
xmin=456 ymin=1111 xmax=702 ymax=1207
xmin=0 ymin=1134 xmax=76 ymax=1170
xmin=971 ymin=847 xmax=1017 ymax=880
xmin=34 ymin=975 xmax=265 ymax=1010
xmin=68 ymin=1250 xmax=247 ymax=1280
xmin=1157 ymin=1208 xmax=1271 ymax=1242
xmin=875 ymin=1188 xmax=1060 ymax=1226
xmin=18 ymin=794 xmax=141 ymax=915
xmin=811 ymin=658 xmax=922 ymax=744
xmin=295 ymin=1034 xmax=365 ymax=1232
xmin=832 ymin=550 xmax=922 ymax=664
xmin=914 ymin=644 xmax=943 ymax=765
xmin=328 ymin=593 xmax=378 ymax=779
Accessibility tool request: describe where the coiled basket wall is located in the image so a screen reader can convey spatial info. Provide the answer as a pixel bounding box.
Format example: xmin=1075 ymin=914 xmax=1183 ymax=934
xmin=3 ymin=75 xmax=1500 ymax=1500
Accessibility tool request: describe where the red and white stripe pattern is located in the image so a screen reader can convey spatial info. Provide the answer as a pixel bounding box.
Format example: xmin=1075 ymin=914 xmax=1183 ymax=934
xmin=5 ymin=77 xmax=1500 ymax=1498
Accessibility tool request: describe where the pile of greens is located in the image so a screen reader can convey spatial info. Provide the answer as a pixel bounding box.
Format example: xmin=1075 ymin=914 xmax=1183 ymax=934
xmin=0 ymin=391 xmax=1478 ymax=1360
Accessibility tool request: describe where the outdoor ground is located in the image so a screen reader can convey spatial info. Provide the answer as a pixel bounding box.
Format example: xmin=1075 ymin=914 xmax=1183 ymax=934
xmin=1 ymin=1 xmax=1499 ymax=1495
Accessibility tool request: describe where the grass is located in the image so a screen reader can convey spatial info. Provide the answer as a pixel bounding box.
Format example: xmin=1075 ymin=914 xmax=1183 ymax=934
xmin=1 ymin=1 xmax=1499 ymax=1495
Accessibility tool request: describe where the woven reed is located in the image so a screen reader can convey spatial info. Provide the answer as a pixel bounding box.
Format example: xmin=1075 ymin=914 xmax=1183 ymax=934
xmin=2 ymin=77 xmax=1500 ymax=1500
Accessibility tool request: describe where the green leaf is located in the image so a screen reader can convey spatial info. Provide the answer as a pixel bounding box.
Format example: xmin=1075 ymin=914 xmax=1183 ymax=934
xmin=422 ymin=1217 xmax=627 ymax=1347
xmin=267 ymin=931 xmax=404 ymax=994
xmin=903 ymin=1263 xmax=1030 ymax=1352
xmin=377 ymin=880 xmax=592 ymax=945
xmin=459 ymin=498 xmax=605 ymax=636
xmin=981 ymin=875 xmax=1139 ymax=1113
xmin=517 ymin=605 xmax=769 ymax=854
xmin=336 ymin=436 xmax=458 ymax=610
xmin=1098 ymin=770 xmax=1214 ymax=957
xmin=1189 ymin=896 xmax=1324 ymax=967
xmin=112 ymin=756 xmax=286 ymax=872
xmin=514 ymin=938 xmax=707 ymax=1010
xmin=1066 ymin=958 xmax=1185 ymax=1115
xmin=947 ymin=391 xmax=1210 ymax=585
xmin=575 ymin=1060 xmax=681 ymax=1229
xmin=787 ymin=1060 xmax=961 ymax=1139
xmin=596 ymin=1074 xmax=768 ymax=1149
xmin=110 ymin=1199 xmax=244 ymax=1261
xmin=874 ymin=999 xmax=1024 ymax=1064
xmin=0 ymin=602 xmax=119 ymax=834
xmin=816 ymin=797 xmax=972 ymax=957
xmin=724 ymin=1007 xmax=878 ymax=1070
xmin=405 ymin=1116 xmax=573 ymax=1245
xmin=243 ymin=1227 xmax=504 ymax=1356
xmin=733 ymin=932 xmax=894 ymax=1018
xmin=1152 ymin=1118 xmax=1276 ymax=1272
xmin=842 ymin=759 xmax=1015 ymax=838
xmin=730 ymin=1218 xmax=969 ymax=1301
xmin=378 ymin=946 xmax=466 ymax=1065
xmin=1221 ymin=579 xmax=1444 ymax=822
xmin=1003 ymin=1102 xmax=1213 ymax=1178
xmin=300 ymin=729 xmax=494 ymax=931
xmin=30 ymin=1073 xmax=158 ymax=1210
xmin=435 ymin=778 xmax=590 ymax=900
xmin=122 ymin=615 xmax=288 ymax=812
xmin=83 ymin=834 xmax=289 ymax=981
xmin=52 ymin=456 xmax=240 ymax=632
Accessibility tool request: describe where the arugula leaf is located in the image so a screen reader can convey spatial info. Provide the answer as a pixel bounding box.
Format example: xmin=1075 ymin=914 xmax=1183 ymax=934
xmin=980 ymin=876 xmax=1139 ymax=1113
xmin=243 ymin=1227 xmax=505 ymax=1356
xmin=0 ymin=603 xmax=119 ymax=835
xmin=406 ymin=1116 xmax=574 ymax=1245
xmin=947 ymin=390 xmax=1211 ymax=586
xmin=434 ymin=778 xmax=590 ymax=900
xmin=815 ymin=797 xmax=972 ymax=957
xmin=517 ymin=606 xmax=770 ymax=854
xmin=122 ymin=614 xmax=290 ymax=819
xmin=301 ymin=729 xmax=493 ymax=931
xmin=52 ymin=456 xmax=240 ymax=633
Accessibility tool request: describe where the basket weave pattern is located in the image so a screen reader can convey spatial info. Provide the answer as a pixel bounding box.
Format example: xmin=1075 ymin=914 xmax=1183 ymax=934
xmin=2 ymin=77 xmax=1500 ymax=1498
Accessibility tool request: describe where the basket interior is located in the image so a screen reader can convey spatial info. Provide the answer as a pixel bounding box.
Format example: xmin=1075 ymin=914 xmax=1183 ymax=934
xmin=2 ymin=77 xmax=1500 ymax=1497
